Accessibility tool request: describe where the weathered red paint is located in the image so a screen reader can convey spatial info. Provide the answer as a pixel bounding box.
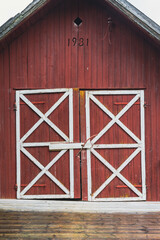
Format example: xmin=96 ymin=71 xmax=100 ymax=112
xmin=0 ymin=0 xmax=160 ymax=200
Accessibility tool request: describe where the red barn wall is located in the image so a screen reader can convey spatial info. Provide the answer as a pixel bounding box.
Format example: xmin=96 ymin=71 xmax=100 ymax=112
xmin=0 ymin=0 xmax=160 ymax=200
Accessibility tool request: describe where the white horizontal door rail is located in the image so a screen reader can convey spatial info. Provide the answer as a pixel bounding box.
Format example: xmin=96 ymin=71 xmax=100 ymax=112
xmin=49 ymin=143 xmax=83 ymax=150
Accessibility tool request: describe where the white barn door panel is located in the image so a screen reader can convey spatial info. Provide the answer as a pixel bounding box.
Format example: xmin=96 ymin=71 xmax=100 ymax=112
xmin=85 ymin=90 xmax=146 ymax=201
xmin=16 ymin=89 xmax=77 ymax=199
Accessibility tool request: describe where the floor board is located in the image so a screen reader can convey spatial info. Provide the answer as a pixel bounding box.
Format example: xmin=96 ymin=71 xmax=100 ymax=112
xmin=0 ymin=211 xmax=160 ymax=239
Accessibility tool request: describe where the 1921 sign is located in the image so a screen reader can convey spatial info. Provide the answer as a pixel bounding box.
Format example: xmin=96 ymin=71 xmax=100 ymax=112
xmin=68 ymin=38 xmax=89 ymax=47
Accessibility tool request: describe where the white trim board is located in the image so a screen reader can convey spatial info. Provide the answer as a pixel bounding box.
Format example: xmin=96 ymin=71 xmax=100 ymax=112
xmin=0 ymin=200 xmax=160 ymax=213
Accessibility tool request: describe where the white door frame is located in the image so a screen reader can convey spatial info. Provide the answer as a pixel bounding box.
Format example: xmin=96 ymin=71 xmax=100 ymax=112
xmin=85 ymin=90 xmax=146 ymax=201
xmin=16 ymin=89 xmax=146 ymax=202
xmin=16 ymin=88 xmax=78 ymax=199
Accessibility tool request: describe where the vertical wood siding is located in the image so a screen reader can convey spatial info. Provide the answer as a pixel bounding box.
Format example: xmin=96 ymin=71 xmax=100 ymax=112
xmin=0 ymin=0 xmax=160 ymax=200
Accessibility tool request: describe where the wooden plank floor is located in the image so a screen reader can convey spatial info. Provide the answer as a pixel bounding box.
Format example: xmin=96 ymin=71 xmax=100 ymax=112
xmin=0 ymin=211 xmax=160 ymax=239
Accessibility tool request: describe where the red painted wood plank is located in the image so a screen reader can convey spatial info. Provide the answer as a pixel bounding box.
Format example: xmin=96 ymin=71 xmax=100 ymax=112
xmin=0 ymin=51 xmax=4 ymax=198
xmin=73 ymin=89 xmax=81 ymax=198
xmin=150 ymin=48 xmax=158 ymax=201
xmin=2 ymin=47 xmax=13 ymax=198
xmin=79 ymin=91 xmax=88 ymax=200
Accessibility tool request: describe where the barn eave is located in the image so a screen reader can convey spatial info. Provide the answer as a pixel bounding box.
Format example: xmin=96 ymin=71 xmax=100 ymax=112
xmin=0 ymin=0 xmax=47 ymax=39
xmin=0 ymin=0 xmax=160 ymax=48
xmin=105 ymin=0 xmax=160 ymax=43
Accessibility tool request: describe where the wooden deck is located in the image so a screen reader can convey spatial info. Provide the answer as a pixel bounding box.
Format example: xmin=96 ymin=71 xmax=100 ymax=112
xmin=0 ymin=210 xmax=160 ymax=239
